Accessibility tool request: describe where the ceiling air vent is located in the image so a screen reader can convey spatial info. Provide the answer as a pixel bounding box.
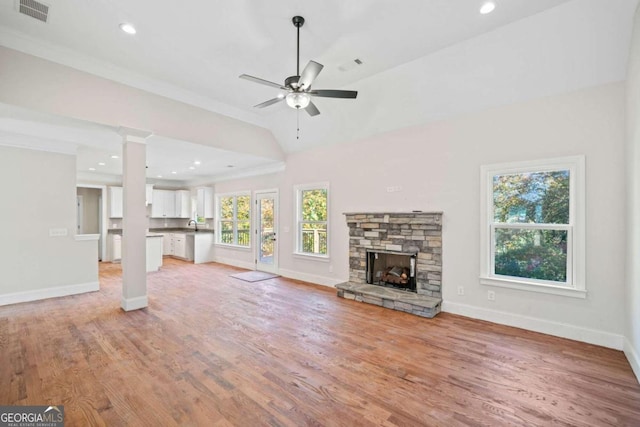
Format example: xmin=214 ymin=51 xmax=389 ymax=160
xmin=18 ymin=0 xmax=49 ymax=23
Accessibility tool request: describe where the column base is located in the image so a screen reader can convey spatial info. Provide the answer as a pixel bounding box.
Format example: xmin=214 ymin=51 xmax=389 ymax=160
xmin=121 ymin=295 xmax=148 ymax=311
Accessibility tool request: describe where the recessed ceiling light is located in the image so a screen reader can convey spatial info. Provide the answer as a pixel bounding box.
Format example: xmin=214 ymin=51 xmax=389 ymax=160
xmin=157 ymin=175 xmax=163 ymax=178
xmin=480 ymin=2 xmax=496 ymax=14
xmin=119 ymin=23 xmax=137 ymax=34
xmin=194 ymin=161 xmax=201 ymax=165
xmin=189 ymin=166 xmax=195 ymax=170
xmin=98 ymin=162 xmax=106 ymax=166
xmin=89 ymin=167 xmax=96 ymax=171
xmin=111 ymin=155 xmax=119 ymax=159
xmin=171 ymin=171 xmax=177 ymax=174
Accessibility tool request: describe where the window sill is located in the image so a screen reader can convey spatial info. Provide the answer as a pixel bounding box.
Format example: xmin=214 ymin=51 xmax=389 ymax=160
xmin=293 ymin=252 xmax=330 ymax=263
xmin=214 ymin=243 xmax=251 ymax=252
xmin=480 ymin=276 xmax=586 ymax=299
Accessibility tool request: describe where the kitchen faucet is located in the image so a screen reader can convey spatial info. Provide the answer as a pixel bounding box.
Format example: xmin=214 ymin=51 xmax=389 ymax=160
xmin=187 ymin=219 xmax=199 ymax=231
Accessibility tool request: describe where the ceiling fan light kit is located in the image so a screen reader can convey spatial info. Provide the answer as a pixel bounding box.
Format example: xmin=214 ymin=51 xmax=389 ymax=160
xmin=286 ymin=92 xmax=311 ymax=109
xmin=239 ymin=15 xmax=358 ymax=119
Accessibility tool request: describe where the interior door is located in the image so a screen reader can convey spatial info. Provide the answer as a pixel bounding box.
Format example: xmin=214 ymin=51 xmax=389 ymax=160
xmin=256 ymin=191 xmax=278 ymax=274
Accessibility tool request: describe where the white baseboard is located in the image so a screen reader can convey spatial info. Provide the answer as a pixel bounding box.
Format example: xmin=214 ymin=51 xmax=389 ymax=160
xmin=0 ymin=281 xmax=99 ymax=306
xmin=442 ymin=301 xmax=624 ymax=350
xmin=624 ymin=337 xmax=640 ymax=384
xmin=278 ymin=268 xmax=344 ymax=288
xmin=211 ymin=256 xmax=342 ymax=288
xmin=212 ymin=256 xmax=255 ymax=271
xmin=121 ymin=295 xmax=148 ymax=311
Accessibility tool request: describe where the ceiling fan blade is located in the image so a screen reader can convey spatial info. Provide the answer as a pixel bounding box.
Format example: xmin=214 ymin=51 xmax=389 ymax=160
xmin=239 ymin=74 xmax=286 ymax=90
xmin=305 ymin=101 xmax=320 ymax=117
xmin=298 ymin=61 xmax=324 ymax=89
xmin=253 ymin=97 xmax=285 ymax=108
xmin=309 ymin=89 xmax=358 ymax=99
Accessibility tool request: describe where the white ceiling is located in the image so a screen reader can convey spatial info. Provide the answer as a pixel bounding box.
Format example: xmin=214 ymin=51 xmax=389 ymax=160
xmin=0 ymin=0 xmax=637 ymax=182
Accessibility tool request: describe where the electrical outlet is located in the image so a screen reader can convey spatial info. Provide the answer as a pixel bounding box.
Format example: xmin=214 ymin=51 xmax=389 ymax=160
xmin=488 ymin=290 xmax=496 ymax=301
xmin=329 ymin=264 xmax=333 ymax=273
xmin=457 ymin=286 xmax=464 ymax=296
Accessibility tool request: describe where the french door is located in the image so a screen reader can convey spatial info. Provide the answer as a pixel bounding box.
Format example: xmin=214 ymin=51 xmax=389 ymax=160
xmin=255 ymin=191 xmax=278 ymax=274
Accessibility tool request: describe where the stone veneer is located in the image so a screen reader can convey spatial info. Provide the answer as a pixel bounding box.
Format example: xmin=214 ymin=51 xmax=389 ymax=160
xmin=336 ymin=212 xmax=443 ymax=318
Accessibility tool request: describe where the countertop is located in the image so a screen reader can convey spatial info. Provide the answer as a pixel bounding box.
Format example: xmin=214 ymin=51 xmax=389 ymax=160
xmin=108 ymin=228 xmax=214 ymax=235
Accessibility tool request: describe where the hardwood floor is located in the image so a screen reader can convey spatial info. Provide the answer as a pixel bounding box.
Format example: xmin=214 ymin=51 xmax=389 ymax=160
xmin=1 ymin=258 xmax=639 ymax=426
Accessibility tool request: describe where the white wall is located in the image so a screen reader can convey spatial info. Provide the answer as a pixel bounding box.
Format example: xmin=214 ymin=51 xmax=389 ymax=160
xmin=0 ymin=146 xmax=99 ymax=304
xmin=625 ymin=4 xmax=640 ymax=381
xmin=77 ymin=187 xmax=101 ymax=234
xmin=215 ymin=83 xmax=627 ymax=349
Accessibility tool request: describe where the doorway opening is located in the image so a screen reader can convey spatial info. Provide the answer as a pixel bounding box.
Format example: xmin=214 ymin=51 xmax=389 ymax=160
xmin=255 ymin=190 xmax=278 ymax=274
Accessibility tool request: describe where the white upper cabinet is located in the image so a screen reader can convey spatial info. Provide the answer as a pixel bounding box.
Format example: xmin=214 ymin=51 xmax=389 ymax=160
xmin=175 ymin=190 xmax=191 ymax=218
xmin=151 ymin=189 xmax=190 ymax=218
xmin=109 ymin=186 xmax=123 ymax=218
xmin=197 ymin=187 xmax=214 ymax=219
xmin=152 ymin=189 xmax=174 ymax=218
xmin=145 ymin=184 xmax=154 ymax=206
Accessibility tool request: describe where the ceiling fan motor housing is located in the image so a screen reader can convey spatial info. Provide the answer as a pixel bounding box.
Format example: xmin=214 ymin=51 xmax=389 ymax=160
xmin=285 ymin=75 xmax=300 ymax=89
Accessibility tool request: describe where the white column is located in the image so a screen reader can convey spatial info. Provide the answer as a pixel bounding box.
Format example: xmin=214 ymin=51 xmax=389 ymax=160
xmin=119 ymin=127 xmax=152 ymax=311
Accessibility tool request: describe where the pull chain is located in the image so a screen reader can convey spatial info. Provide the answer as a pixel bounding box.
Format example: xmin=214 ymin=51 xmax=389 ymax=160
xmin=296 ymin=108 xmax=300 ymax=140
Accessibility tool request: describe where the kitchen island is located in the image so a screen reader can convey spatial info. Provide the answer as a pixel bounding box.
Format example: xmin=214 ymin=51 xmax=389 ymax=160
xmin=108 ymin=231 xmax=164 ymax=272
xmin=154 ymin=228 xmax=214 ymax=264
xmin=146 ymin=233 xmax=163 ymax=272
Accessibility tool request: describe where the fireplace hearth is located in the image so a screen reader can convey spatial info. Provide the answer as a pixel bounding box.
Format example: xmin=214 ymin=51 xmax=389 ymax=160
xmin=336 ymin=212 xmax=443 ymax=318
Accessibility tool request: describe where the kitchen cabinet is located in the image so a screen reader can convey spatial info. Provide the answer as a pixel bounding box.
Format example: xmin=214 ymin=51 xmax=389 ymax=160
xmin=161 ymin=232 xmax=193 ymax=260
xmin=112 ymin=233 xmax=163 ymax=271
xmin=175 ymin=190 xmax=191 ymax=218
xmin=110 ymin=185 xmax=154 ymax=216
xmin=192 ymin=232 xmax=214 ymax=264
xmin=112 ymin=234 xmax=122 ymax=261
xmin=163 ymin=233 xmax=173 ymax=255
xmin=145 ymin=184 xmax=154 ymax=206
xmin=109 ymin=186 xmax=123 ymax=218
xmin=174 ymin=234 xmax=187 ymax=258
xmin=146 ymin=235 xmax=163 ymax=272
xmin=197 ymin=187 xmax=214 ymax=219
xmin=152 ymin=189 xmax=191 ymax=218
xmin=151 ymin=190 xmax=177 ymax=218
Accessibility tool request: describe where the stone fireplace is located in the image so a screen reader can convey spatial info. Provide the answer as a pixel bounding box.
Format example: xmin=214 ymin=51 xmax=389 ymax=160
xmin=336 ymin=212 xmax=442 ymax=318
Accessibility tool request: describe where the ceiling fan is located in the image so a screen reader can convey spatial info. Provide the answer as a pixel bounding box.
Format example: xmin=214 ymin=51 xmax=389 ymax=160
xmin=239 ymin=16 xmax=358 ymax=117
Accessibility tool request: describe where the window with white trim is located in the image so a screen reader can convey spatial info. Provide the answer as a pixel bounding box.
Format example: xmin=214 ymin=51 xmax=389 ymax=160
xmin=216 ymin=193 xmax=251 ymax=247
xmin=295 ymin=184 xmax=329 ymax=257
xmin=480 ymin=156 xmax=586 ymax=297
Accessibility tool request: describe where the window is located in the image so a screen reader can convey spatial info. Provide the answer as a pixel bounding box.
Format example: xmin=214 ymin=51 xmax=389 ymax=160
xmin=480 ymin=156 xmax=585 ymax=297
xmin=295 ymin=184 xmax=329 ymax=257
xmin=216 ymin=193 xmax=251 ymax=247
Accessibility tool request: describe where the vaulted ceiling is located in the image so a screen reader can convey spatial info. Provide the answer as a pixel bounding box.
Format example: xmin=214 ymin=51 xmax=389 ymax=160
xmin=0 ymin=0 xmax=636 ymax=183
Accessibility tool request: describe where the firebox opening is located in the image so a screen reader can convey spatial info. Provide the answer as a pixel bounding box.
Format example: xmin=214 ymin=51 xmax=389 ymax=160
xmin=366 ymin=250 xmax=417 ymax=292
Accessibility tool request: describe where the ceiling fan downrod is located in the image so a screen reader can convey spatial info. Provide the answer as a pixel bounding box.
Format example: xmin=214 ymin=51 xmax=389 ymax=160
xmin=292 ymin=16 xmax=305 ymax=78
